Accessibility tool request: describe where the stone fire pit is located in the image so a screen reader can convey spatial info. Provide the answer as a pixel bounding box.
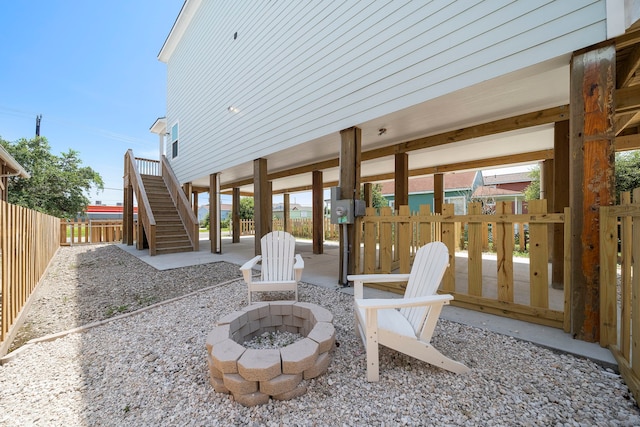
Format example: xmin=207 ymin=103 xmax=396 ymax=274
xmin=206 ymin=301 xmax=335 ymax=406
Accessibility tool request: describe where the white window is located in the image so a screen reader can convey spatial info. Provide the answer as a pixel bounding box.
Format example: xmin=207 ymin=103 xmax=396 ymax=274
xmin=170 ymin=122 xmax=179 ymax=158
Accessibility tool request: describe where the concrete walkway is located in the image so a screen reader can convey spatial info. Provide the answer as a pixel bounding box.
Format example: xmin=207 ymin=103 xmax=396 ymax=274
xmin=118 ymin=234 xmax=617 ymax=369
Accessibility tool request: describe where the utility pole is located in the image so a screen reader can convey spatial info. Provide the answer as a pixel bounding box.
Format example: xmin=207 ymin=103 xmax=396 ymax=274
xmin=35 ymin=114 xmax=42 ymax=137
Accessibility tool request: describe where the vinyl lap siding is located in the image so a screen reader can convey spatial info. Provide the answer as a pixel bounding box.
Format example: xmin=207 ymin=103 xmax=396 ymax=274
xmin=165 ymin=0 xmax=607 ymax=183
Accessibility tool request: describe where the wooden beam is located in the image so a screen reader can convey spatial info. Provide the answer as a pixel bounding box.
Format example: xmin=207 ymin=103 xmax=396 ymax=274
xmin=616 ymin=133 xmax=640 ymax=151
xmin=617 ymin=43 xmax=640 ymax=88
xmin=616 ymin=84 xmax=640 ymax=115
xmin=361 ymin=105 xmax=569 ymax=160
xmin=312 ymin=170 xmax=324 ymax=254
xmin=570 ymin=43 xmax=616 ymax=342
xmin=614 ymin=112 xmax=639 ymax=135
xmin=614 ymin=28 xmax=640 ymax=50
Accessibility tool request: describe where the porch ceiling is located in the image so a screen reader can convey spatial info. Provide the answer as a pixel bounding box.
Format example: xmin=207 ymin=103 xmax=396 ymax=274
xmin=190 ymin=29 xmax=640 ymax=196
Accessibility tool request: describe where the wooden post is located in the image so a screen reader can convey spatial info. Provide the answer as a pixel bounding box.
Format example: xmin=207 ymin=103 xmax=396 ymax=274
xmin=123 ymin=155 xmax=134 ymax=246
xmin=283 ymin=193 xmax=290 ymax=233
xmin=193 ymin=191 xmax=199 ymax=220
xmin=441 ymin=203 xmax=456 ymax=293
xmin=529 ymin=199 xmax=549 ymax=308
xmin=495 ymin=202 xmax=514 ymax=302
xmin=209 ymin=173 xmax=221 ymax=253
xmin=434 ymin=173 xmax=444 ymax=214
xmin=339 ymin=127 xmax=361 ymax=284
xmin=394 ymin=153 xmax=408 ymax=210
xmin=541 ymin=159 xmax=554 ymax=263
xmin=467 ymin=202 xmax=483 ymax=296
xmin=312 ymin=170 xmax=324 ymax=254
xmin=552 ymin=120 xmax=570 ymax=289
xmin=570 ymin=44 xmax=616 ymax=342
xmin=232 ymin=188 xmax=240 ymax=243
xmin=363 ymin=183 xmax=373 ymax=207
xmin=253 ymin=158 xmax=271 ymax=255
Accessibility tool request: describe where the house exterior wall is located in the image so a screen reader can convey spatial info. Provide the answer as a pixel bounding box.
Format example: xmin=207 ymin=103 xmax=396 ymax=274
xmin=162 ymin=0 xmax=608 ymax=184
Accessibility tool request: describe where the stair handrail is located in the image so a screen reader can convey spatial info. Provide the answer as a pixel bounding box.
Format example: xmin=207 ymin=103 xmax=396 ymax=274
xmin=125 ymin=150 xmax=156 ymax=252
xmin=161 ymin=155 xmax=199 ymax=251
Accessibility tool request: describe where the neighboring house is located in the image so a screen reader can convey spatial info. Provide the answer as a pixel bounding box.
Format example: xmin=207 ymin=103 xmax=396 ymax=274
xmin=473 ymin=172 xmax=533 ymax=214
xmin=272 ymin=202 xmax=313 ymax=220
xmin=81 ymin=204 xmax=138 ymax=221
xmin=0 ymin=144 xmax=30 ymax=202
xmin=198 ymin=204 xmax=232 ymax=223
xmin=380 ymin=171 xmax=483 ymax=214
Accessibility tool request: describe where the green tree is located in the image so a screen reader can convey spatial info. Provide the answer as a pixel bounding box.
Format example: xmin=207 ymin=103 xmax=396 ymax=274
xmin=616 ymin=151 xmax=640 ymax=202
xmin=239 ymin=197 xmax=254 ymax=219
xmin=523 ymin=166 xmax=540 ymax=201
xmin=367 ymin=183 xmax=389 ymax=208
xmin=0 ymin=136 xmax=103 ymax=218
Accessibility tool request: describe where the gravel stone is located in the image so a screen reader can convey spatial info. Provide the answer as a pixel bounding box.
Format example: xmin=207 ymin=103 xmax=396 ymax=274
xmin=1 ymin=244 xmax=639 ymax=426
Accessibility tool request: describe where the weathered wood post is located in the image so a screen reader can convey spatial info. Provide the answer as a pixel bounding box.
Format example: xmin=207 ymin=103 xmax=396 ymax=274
xmin=569 ymin=43 xmax=616 ymax=342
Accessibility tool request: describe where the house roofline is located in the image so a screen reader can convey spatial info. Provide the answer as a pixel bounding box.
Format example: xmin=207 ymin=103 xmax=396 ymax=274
xmin=158 ymin=0 xmax=202 ymax=63
xmin=0 ymin=144 xmax=30 ymax=179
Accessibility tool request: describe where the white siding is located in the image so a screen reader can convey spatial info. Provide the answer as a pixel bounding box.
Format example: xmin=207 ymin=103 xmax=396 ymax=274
xmin=164 ymin=0 xmax=608 ymax=183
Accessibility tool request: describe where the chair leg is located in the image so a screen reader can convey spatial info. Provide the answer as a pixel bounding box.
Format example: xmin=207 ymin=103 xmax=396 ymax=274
xmin=365 ymin=317 xmax=379 ymax=382
xmin=248 ymin=289 xmax=252 ymax=305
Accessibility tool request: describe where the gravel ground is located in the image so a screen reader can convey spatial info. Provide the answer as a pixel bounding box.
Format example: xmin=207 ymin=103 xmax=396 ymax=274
xmin=1 ymin=244 xmax=639 ymax=426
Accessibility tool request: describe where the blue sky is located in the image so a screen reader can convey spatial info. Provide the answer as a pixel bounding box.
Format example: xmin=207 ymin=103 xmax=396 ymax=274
xmin=0 ymin=1 xmax=184 ymax=205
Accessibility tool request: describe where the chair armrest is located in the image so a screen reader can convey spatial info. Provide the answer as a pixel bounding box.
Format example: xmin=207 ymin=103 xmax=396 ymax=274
xmin=240 ymin=255 xmax=262 ymax=284
xmin=356 ymin=294 xmax=453 ymax=311
xmin=347 ymin=274 xmax=411 ymax=299
xmin=293 ymin=254 xmax=304 ymax=282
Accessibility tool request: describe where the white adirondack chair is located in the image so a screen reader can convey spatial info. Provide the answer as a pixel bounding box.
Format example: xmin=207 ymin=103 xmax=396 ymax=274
xmin=240 ymin=231 xmax=304 ymax=304
xmin=347 ymin=241 xmax=470 ymax=382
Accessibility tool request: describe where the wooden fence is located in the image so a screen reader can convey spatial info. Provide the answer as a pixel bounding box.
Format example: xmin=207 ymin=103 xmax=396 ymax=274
xmin=0 ymin=200 xmax=60 ymax=356
xmin=600 ymin=188 xmax=640 ymax=404
xmin=358 ymin=201 xmax=569 ymax=329
xmin=60 ymin=219 xmax=129 ymax=245
xmin=239 ymin=218 xmax=340 ymax=241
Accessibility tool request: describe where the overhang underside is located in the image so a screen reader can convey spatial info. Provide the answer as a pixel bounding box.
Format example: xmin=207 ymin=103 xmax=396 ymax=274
xmin=189 ymin=29 xmax=640 ymax=196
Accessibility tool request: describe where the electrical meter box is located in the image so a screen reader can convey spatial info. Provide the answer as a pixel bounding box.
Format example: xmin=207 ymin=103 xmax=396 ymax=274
xmin=330 ymin=187 xmax=366 ymax=224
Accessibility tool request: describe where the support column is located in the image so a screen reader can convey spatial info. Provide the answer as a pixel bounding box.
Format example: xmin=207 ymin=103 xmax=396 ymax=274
xmin=434 ymin=173 xmax=444 ymax=214
xmin=209 ymin=173 xmax=221 ymax=253
xmin=394 ymin=153 xmax=409 ymax=209
xmin=193 ymin=191 xmax=199 ymax=220
xmin=283 ymin=193 xmax=290 ymax=233
xmin=123 ymin=156 xmax=134 ymax=246
xmin=540 ymin=159 xmax=554 ymax=262
xmin=569 ymin=44 xmax=616 ymax=342
xmin=552 ymin=120 xmax=570 ymax=289
xmin=254 ymin=158 xmax=271 ymax=255
xmin=232 ymin=188 xmax=240 ymax=243
xmin=363 ymin=183 xmax=373 ymax=207
xmin=312 ymin=170 xmax=324 ymax=254
xmin=339 ymin=127 xmax=361 ymax=284
xmin=183 ymin=182 xmax=193 ymax=204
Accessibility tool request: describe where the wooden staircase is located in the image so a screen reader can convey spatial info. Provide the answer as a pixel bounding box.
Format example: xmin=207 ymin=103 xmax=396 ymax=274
xmin=140 ymin=175 xmax=193 ymax=254
xmin=123 ymin=150 xmax=199 ymax=256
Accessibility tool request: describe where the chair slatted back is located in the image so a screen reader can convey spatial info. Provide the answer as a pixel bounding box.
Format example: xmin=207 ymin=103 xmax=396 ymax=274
xmin=399 ymin=242 xmax=450 ymax=335
xmin=260 ymin=231 xmax=296 ymax=281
